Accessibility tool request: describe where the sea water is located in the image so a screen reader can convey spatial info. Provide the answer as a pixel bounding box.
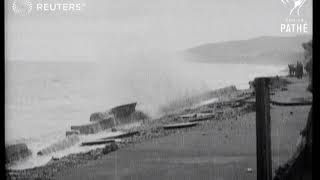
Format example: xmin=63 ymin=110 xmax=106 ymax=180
xmin=5 ymin=52 xmax=287 ymax=169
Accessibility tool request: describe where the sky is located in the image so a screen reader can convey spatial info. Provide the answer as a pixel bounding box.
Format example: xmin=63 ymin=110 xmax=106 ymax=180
xmin=5 ymin=0 xmax=313 ymax=61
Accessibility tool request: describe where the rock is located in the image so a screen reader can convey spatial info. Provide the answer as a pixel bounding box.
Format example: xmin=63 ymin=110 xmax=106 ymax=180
xmin=71 ymin=118 xmax=116 ymax=134
xmin=231 ymin=102 xmax=242 ymax=108
xmin=110 ymin=102 xmax=137 ymax=118
xmin=51 ymin=157 xmax=59 ymax=161
xmin=101 ymin=131 xmax=140 ymax=140
xmin=74 ymin=107 xmax=148 ymax=135
xmin=81 ymin=139 xmax=116 ymax=146
xmin=249 ymin=81 xmax=255 ymax=91
xmin=102 ymin=142 xmax=118 ymax=154
xmin=6 ymin=143 xmax=32 ymax=164
xmin=179 ymin=113 xmax=197 ymax=119
xmin=113 ymin=110 xmax=149 ymax=125
xmin=163 ymin=122 xmax=198 ymax=130
xmin=66 ymin=130 xmax=79 ymax=137
xmin=200 ymin=110 xmax=214 ymax=114
xmin=90 ymin=112 xmax=113 ymax=122
xmin=110 ymin=142 xmax=118 ymax=151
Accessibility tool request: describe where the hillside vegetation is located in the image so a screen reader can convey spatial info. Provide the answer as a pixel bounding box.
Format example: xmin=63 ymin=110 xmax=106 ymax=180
xmin=187 ymin=35 xmax=312 ymax=65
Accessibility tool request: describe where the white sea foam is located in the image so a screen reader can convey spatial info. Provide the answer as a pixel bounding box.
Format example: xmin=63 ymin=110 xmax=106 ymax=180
xmin=193 ymin=98 xmax=219 ymax=108
xmin=8 ymin=129 xmax=126 ymax=170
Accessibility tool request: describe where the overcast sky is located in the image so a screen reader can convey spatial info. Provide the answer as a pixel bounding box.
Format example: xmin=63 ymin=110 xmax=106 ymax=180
xmin=5 ymin=0 xmax=313 ymax=61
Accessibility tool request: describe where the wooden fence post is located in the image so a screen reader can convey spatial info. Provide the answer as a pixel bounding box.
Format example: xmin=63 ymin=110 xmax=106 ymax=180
xmin=255 ymin=77 xmax=272 ymax=180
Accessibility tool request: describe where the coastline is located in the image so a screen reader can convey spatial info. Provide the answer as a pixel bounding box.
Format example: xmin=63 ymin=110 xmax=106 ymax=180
xmin=6 ymin=75 xmax=310 ymax=180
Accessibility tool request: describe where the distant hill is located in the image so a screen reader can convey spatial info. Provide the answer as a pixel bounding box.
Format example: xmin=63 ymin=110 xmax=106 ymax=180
xmin=186 ymin=35 xmax=312 ymax=65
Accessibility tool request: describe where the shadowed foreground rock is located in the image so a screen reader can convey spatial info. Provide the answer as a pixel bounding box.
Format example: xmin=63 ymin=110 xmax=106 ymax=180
xmin=7 ymin=143 xmax=119 ymax=180
xmin=6 ymin=143 xmax=32 ymax=164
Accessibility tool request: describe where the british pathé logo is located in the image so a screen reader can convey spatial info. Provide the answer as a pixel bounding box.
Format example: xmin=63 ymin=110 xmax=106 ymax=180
xmin=280 ymin=0 xmax=309 ymax=33
xmin=281 ymin=0 xmax=306 ymax=16
xmin=12 ymin=0 xmax=33 ymax=16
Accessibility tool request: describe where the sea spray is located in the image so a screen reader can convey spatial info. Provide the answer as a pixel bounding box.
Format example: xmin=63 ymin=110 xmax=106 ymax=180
xmin=37 ymin=135 xmax=80 ymax=156
xmin=92 ymin=52 xmax=212 ymax=118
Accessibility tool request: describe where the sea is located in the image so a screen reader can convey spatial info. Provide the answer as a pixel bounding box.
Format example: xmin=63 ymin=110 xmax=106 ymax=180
xmin=5 ymin=52 xmax=287 ymax=169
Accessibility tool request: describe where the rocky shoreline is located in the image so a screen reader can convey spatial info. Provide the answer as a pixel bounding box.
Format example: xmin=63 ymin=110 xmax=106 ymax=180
xmin=6 ymin=76 xmax=289 ymax=180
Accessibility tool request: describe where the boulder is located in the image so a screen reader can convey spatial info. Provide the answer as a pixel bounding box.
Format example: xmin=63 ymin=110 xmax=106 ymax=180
xmin=6 ymin=143 xmax=32 ymax=164
xmin=71 ymin=118 xmax=116 ymax=134
xmin=72 ymin=103 xmax=148 ymax=135
xmin=81 ymin=139 xmax=116 ymax=146
xmin=110 ymin=102 xmax=137 ymax=118
xmin=100 ymin=131 xmax=140 ymax=140
xmin=90 ymin=102 xmax=137 ymax=122
xmin=249 ymin=81 xmax=255 ymax=90
xmin=114 ymin=110 xmax=149 ymax=125
xmin=102 ymin=142 xmax=118 ymax=154
xmin=90 ymin=112 xmax=113 ymax=122
xmin=66 ymin=130 xmax=80 ymax=137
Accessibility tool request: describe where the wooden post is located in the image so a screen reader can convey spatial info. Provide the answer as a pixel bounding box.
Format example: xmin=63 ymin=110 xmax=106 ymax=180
xmin=255 ymin=77 xmax=272 ymax=180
